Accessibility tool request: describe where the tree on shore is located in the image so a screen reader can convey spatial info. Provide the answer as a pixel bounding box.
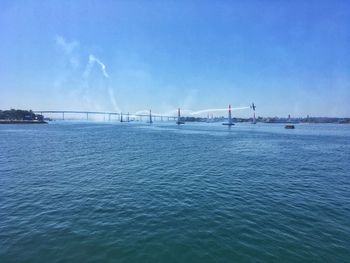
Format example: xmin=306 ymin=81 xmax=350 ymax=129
xmin=0 ymin=109 xmax=43 ymax=121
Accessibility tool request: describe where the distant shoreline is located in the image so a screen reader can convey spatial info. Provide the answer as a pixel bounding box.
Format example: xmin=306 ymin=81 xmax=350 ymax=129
xmin=0 ymin=109 xmax=46 ymax=124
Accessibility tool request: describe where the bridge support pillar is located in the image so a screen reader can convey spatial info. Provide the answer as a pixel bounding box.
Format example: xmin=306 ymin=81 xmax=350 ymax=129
xmin=62 ymin=112 xmax=65 ymax=120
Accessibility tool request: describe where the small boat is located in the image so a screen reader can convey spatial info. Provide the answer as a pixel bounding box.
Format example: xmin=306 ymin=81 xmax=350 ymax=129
xmin=285 ymin=124 xmax=295 ymax=129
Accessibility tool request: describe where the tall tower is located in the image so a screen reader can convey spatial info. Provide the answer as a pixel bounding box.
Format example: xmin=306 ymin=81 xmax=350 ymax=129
xmin=223 ymin=104 xmax=234 ymax=126
xmin=149 ymin=109 xmax=153 ymax=124
xmin=228 ymin=104 xmax=232 ymax=124
xmin=251 ymin=103 xmax=256 ymax=124
xmin=176 ymin=108 xmax=184 ymax=125
xmin=120 ymin=112 xmax=123 ymax=122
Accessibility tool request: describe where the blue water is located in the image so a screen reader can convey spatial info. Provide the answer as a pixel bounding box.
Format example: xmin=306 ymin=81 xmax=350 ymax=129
xmin=1 ymin=122 xmax=350 ymax=262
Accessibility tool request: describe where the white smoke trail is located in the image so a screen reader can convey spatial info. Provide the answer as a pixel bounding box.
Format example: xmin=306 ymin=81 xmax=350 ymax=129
xmin=189 ymin=107 xmax=250 ymax=115
xmin=108 ymin=88 xmax=119 ymax=112
xmin=85 ymin=54 xmax=119 ymax=112
xmin=136 ymin=109 xmax=193 ymax=116
xmin=164 ymin=109 xmax=193 ymax=115
xmin=134 ymin=107 xmax=250 ymax=116
xmin=135 ymin=110 xmax=149 ymax=115
xmin=89 ymin=55 xmax=109 ymax=78
xmin=135 ymin=110 xmax=163 ymax=115
xmin=55 ymin=35 xmax=79 ymax=54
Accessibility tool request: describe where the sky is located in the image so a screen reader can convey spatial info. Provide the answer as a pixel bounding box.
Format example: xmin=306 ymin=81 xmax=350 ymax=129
xmin=0 ymin=0 xmax=349 ymax=117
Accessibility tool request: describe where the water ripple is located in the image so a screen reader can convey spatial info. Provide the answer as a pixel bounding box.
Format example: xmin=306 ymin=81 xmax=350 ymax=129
xmin=0 ymin=123 xmax=350 ymax=262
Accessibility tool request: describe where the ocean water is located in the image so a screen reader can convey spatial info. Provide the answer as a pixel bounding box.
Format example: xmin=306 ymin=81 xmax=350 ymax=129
xmin=1 ymin=122 xmax=350 ymax=262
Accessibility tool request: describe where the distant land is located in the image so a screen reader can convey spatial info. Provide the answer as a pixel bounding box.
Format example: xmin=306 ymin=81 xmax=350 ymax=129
xmin=1 ymin=109 xmax=349 ymax=124
xmin=0 ymin=109 xmax=47 ymax=124
xmin=183 ymin=116 xmax=350 ymax=124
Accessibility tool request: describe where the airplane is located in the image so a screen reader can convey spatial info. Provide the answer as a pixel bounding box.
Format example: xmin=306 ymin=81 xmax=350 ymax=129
xmin=250 ymin=103 xmax=256 ymax=124
xmin=250 ymin=103 xmax=256 ymax=111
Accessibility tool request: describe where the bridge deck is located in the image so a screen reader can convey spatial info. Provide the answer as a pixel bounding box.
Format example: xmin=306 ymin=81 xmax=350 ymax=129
xmin=34 ymin=110 xmax=177 ymax=120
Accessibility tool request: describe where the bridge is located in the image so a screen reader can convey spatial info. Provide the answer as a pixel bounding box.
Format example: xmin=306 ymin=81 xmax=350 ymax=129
xmin=34 ymin=110 xmax=178 ymax=122
xmin=34 ymin=104 xmax=254 ymax=124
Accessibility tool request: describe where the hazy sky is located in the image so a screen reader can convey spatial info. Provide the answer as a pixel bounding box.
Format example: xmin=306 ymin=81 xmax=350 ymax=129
xmin=0 ymin=0 xmax=349 ymax=117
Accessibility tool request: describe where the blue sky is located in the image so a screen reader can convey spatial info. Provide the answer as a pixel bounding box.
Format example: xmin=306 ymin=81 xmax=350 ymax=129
xmin=0 ymin=0 xmax=349 ymax=117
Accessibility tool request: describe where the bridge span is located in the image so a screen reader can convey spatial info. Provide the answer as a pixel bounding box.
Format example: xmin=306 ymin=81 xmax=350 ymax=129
xmin=34 ymin=104 xmax=253 ymax=124
xmin=34 ymin=110 xmax=177 ymax=122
